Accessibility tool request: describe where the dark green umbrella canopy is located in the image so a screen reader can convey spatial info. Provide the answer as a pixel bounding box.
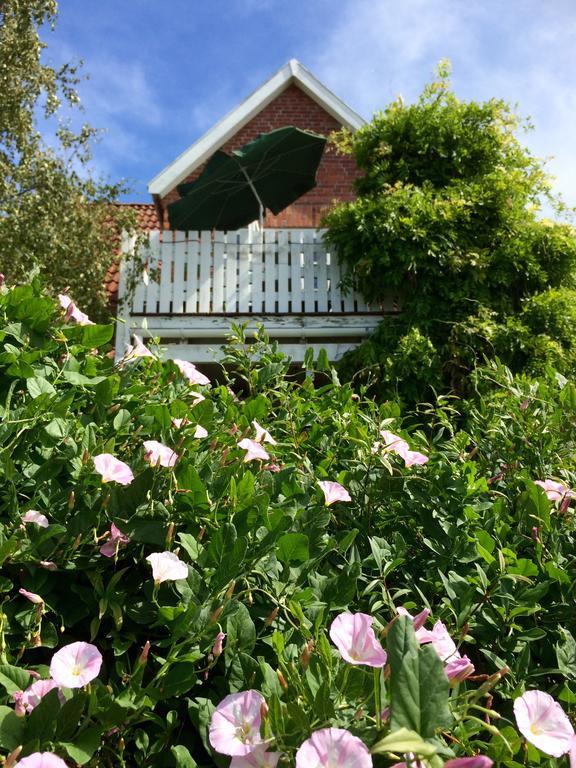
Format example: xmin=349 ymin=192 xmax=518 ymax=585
xmin=167 ymin=126 xmax=327 ymax=231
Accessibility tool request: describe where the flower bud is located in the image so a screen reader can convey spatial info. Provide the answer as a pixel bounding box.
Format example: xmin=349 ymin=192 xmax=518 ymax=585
xmin=210 ymin=606 xmax=224 ymax=624
xmin=138 ymin=640 xmax=151 ymax=666
xmin=5 ymin=746 xmax=23 ymax=767
xmin=212 ymin=631 xmax=226 ymax=657
xmin=300 ymin=639 xmax=314 ymax=669
xmin=68 ymin=490 xmax=75 ymax=509
xmin=276 ymin=670 xmax=288 ymax=690
xmin=264 ymin=607 xmax=279 ymax=626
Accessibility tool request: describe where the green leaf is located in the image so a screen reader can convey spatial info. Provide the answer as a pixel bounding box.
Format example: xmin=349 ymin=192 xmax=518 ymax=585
xmin=226 ymin=602 xmax=256 ymax=655
xmin=26 ymin=376 xmax=56 ymax=398
xmin=171 ymin=745 xmax=198 ymax=767
xmin=56 ymin=691 xmax=87 ymax=741
xmin=61 ymin=371 xmax=106 ymax=386
xmin=148 ymin=662 xmax=197 ymax=701
xmin=25 ymin=688 xmax=61 ymax=743
xmin=0 ymin=664 xmax=32 ymax=694
xmin=81 ymin=323 xmax=114 ymax=348
xmin=557 ymin=627 xmax=576 ymax=681
xmin=0 ymin=705 xmax=25 ymax=750
xmin=388 ymin=616 xmax=452 ymax=738
xmin=277 ymin=532 xmax=309 ymax=564
xmin=372 ymin=727 xmax=438 ymax=757
xmin=62 ymin=726 xmax=102 ymax=764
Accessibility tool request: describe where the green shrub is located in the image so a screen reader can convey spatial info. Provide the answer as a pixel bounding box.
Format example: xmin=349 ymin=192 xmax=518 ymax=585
xmin=0 ymin=280 xmax=575 ymax=766
xmin=324 ymin=63 xmax=576 ymax=404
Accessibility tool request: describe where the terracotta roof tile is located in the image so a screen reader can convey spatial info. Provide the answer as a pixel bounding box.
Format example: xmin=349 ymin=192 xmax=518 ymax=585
xmin=114 ymin=202 xmax=160 ymax=231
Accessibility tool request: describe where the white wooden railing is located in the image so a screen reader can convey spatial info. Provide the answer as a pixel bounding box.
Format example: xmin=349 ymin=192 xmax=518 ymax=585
xmin=116 ymin=228 xmax=390 ymax=363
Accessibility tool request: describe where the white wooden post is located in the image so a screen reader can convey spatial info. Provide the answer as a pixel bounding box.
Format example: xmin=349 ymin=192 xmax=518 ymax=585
xmin=115 ymin=231 xmax=136 ymax=361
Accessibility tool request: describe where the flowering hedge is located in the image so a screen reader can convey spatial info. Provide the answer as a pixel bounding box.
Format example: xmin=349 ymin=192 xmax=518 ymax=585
xmin=0 ymin=279 xmax=575 ymax=766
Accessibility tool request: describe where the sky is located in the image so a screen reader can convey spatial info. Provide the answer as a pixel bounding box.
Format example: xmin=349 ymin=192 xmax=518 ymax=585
xmin=44 ymin=0 xmax=576 ymax=210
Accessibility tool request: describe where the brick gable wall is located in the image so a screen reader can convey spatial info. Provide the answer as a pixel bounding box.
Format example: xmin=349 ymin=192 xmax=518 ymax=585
xmin=159 ymin=84 xmax=361 ymax=228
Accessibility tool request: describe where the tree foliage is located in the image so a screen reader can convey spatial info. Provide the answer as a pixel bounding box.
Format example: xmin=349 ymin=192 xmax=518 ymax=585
xmin=324 ymin=62 xmax=576 ymax=403
xmin=0 ymin=0 xmax=139 ymax=321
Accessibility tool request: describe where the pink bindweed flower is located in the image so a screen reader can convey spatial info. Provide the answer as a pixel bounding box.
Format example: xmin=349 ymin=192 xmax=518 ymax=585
xmin=125 ymin=334 xmax=155 ymax=360
xmin=535 ymin=479 xmax=574 ymax=504
xmin=209 ymin=690 xmax=266 ymax=756
xmin=58 ymin=294 xmax=94 ymax=326
xmin=379 ymin=430 xmax=410 ymax=454
xmin=444 ymin=758 xmax=493 ymax=768
xmin=445 ymin=655 xmax=475 ymax=684
xmin=318 ymin=481 xmax=352 ymax=506
xmin=172 ymin=417 xmax=190 ymax=429
xmin=143 ymin=440 xmax=178 ymax=468
xmin=49 ymin=641 xmax=102 ymax=689
xmin=99 ymin=523 xmax=130 ymax=558
xmin=146 ymin=551 xmax=188 ymax=583
xmin=14 ymin=753 xmax=69 ymax=768
xmin=514 ymin=690 xmax=575 ymax=757
xmin=19 ymin=589 xmax=43 ymax=605
xmin=396 ymin=606 xmax=431 ymax=631
xmin=230 ymin=746 xmax=281 ymax=768
xmin=22 ymin=510 xmax=49 ymax=528
xmin=252 ymin=421 xmax=277 ymax=445
xmin=212 ymin=631 xmax=226 ymax=657
xmin=375 ymin=430 xmax=428 ymax=467
xmin=329 ymin=612 xmax=387 ymax=667
xmin=295 ymin=728 xmax=372 ymax=768
xmin=400 ymin=449 xmax=429 ymax=467
xmin=39 ymin=561 xmax=57 ymax=571
xmin=238 ymin=438 xmax=269 ymax=462
xmin=194 ymin=425 xmax=208 ymax=438
xmin=416 ymin=620 xmax=459 ymax=662
xmin=13 ymin=679 xmax=63 ymax=716
xmin=93 ymin=454 xmax=134 ymax=485
xmin=174 ymin=359 xmax=210 ymax=386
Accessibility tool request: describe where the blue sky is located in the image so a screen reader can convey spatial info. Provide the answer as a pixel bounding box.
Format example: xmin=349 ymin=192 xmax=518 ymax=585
xmin=45 ymin=0 xmax=576 ymax=210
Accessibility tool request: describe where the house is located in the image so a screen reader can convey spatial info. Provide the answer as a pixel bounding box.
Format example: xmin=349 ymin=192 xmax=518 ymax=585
xmin=115 ymin=60 xmax=392 ymax=364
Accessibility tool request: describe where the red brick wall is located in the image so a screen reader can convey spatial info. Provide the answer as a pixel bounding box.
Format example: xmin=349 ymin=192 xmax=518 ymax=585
xmin=159 ymin=84 xmax=361 ymax=228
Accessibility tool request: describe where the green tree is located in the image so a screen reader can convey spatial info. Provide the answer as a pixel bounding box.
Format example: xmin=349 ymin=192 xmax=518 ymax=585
xmin=324 ymin=62 xmax=576 ymax=403
xmin=0 ymin=0 xmax=139 ymax=321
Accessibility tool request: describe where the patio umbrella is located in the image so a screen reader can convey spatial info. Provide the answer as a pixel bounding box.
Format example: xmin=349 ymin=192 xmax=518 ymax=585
xmin=167 ymin=126 xmax=327 ymax=231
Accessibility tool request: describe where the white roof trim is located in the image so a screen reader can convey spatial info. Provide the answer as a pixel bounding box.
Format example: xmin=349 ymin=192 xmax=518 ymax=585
xmin=148 ymin=59 xmax=366 ymax=198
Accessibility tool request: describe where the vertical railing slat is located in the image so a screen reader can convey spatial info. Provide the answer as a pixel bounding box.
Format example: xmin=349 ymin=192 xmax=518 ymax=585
xmin=198 ymin=233 xmax=211 ymax=312
xmin=315 ymin=230 xmax=328 ymax=312
xmin=172 ymin=233 xmax=187 ymax=314
xmin=144 ymin=230 xmax=161 ymax=314
xmin=264 ymin=229 xmax=277 ymax=312
xmin=251 ymin=230 xmax=264 ymax=314
xmin=212 ymin=234 xmax=225 ymax=313
xmin=277 ymin=229 xmax=290 ymax=312
xmin=288 ymin=229 xmax=303 ymax=313
xmin=184 ymin=231 xmax=199 ymax=313
xmin=225 ymin=232 xmax=238 ymax=313
xmin=238 ymin=228 xmax=252 ymax=313
xmin=158 ymin=231 xmax=173 ymax=313
xmin=301 ymin=230 xmax=315 ymax=312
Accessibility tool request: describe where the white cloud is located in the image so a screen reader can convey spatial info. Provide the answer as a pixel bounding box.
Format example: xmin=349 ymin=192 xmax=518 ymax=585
xmin=301 ymin=0 xmax=576 ymax=207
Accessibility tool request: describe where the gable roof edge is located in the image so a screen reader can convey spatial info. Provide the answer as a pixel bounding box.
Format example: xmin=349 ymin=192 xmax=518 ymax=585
xmin=148 ymin=59 xmax=365 ymax=198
